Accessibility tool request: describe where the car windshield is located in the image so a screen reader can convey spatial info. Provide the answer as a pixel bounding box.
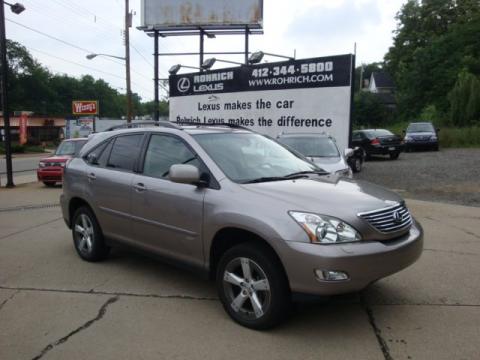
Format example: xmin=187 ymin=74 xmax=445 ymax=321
xmin=193 ymin=132 xmax=322 ymax=183
xmin=55 ymin=140 xmax=87 ymax=156
xmin=366 ymin=129 xmax=394 ymax=137
xmin=407 ymin=123 xmax=434 ymax=133
xmin=279 ymin=136 xmax=339 ymax=157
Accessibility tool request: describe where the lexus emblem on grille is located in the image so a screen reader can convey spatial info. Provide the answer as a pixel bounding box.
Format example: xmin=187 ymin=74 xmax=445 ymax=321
xmin=392 ymin=210 xmax=403 ymax=224
xmin=177 ymin=77 xmax=191 ymax=93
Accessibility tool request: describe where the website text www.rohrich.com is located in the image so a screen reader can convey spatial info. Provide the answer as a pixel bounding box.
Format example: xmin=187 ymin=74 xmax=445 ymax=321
xmin=248 ymin=74 xmax=334 ymax=87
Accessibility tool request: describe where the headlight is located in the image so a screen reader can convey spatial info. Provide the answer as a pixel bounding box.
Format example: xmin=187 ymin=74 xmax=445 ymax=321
xmin=404 ymin=136 xmax=412 ymax=141
xmin=39 ymin=162 xmax=46 ymax=168
xmin=431 ymin=136 xmax=437 ymax=140
xmin=289 ymin=211 xmax=362 ymax=244
xmin=60 ymin=162 xmax=66 ymax=167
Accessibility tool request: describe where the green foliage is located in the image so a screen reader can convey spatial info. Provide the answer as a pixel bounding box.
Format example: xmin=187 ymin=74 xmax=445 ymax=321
xmin=353 ymin=92 xmax=388 ymax=127
xmin=385 ymin=0 xmax=480 ymax=122
xmin=4 ymin=40 xmax=169 ymax=118
xmin=448 ymin=71 xmax=480 ymax=126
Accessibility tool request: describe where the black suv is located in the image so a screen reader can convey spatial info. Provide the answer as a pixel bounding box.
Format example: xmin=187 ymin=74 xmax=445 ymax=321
xmin=352 ymin=129 xmax=403 ymax=160
xmin=404 ymin=122 xmax=439 ymax=151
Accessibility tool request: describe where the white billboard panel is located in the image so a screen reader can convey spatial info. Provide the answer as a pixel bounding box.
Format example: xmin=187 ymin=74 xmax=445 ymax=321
xmin=141 ymin=0 xmax=263 ymax=30
xmin=169 ymin=55 xmax=354 ymax=151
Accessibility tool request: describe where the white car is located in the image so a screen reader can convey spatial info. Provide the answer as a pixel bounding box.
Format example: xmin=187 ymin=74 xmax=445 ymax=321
xmin=277 ymin=133 xmax=353 ymax=177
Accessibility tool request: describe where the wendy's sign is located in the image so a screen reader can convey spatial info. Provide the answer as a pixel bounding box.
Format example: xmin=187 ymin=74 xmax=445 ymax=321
xmin=72 ymin=101 xmax=98 ymax=115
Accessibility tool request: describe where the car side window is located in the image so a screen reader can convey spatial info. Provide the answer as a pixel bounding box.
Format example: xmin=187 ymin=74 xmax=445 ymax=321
xmin=143 ymin=134 xmax=200 ymax=179
xmin=85 ymin=140 xmax=110 ymax=166
xmin=107 ymin=134 xmax=144 ymax=171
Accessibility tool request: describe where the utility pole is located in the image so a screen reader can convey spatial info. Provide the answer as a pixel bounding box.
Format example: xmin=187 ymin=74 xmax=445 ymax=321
xmin=0 ymin=0 xmax=14 ymax=187
xmin=125 ymin=0 xmax=132 ymax=123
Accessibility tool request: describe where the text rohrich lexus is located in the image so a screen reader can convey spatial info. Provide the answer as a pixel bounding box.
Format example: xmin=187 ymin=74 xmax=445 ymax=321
xmin=60 ymin=122 xmax=423 ymax=329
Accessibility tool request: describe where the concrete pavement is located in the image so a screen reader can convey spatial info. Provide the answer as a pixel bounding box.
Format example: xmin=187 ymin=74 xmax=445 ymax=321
xmin=0 ymin=184 xmax=479 ymax=359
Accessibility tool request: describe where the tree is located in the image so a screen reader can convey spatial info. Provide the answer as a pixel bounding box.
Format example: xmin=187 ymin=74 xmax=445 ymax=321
xmin=2 ymin=39 xmax=162 ymax=118
xmin=353 ymin=92 xmax=388 ymax=128
xmin=385 ymin=1 xmax=480 ymax=121
xmin=448 ymin=71 xmax=480 ymax=126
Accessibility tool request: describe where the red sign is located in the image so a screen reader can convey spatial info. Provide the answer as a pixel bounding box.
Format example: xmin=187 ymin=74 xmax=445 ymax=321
xmin=72 ymin=100 xmax=98 ymax=115
xmin=19 ymin=113 xmax=28 ymax=145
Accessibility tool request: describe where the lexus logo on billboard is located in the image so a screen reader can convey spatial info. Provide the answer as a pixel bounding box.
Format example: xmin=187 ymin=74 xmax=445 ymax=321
xmin=177 ymin=77 xmax=191 ymax=93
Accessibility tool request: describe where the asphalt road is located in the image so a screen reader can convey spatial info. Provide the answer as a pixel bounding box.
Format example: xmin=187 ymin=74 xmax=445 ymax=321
xmin=0 ymin=183 xmax=479 ymax=359
xmin=355 ymin=148 xmax=480 ymax=207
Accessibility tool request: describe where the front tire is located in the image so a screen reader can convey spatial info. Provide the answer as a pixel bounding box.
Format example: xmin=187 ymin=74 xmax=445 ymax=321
xmin=216 ymin=243 xmax=291 ymax=330
xmin=351 ymin=157 xmax=362 ymax=173
xmin=43 ymin=181 xmax=56 ymax=187
xmin=72 ymin=206 xmax=109 ymax=262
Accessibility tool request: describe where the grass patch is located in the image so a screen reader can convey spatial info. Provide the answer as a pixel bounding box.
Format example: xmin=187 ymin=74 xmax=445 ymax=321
xmin=0 ymin=143 xmax=47 ymax=154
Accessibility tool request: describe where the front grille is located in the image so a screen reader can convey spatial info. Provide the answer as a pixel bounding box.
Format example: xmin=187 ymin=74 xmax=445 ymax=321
xmin=45 ymin=162 xmax=63 ymax=167
xmin=358 ymin=203 xmax=412 ymax=234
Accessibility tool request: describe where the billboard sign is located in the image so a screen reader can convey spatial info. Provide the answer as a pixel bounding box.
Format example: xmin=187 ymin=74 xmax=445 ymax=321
xmin=140 ymin=0 xmax=263 ymax=30
xmin=72 ymin=100 xmax=98 ymax=115
xmin=169 ymin=54 xmax=354 ymax=150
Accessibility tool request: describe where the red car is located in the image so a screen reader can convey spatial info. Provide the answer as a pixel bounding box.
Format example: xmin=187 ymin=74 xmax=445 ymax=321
xmin=37 ymin=138 xmax=88 ymax=186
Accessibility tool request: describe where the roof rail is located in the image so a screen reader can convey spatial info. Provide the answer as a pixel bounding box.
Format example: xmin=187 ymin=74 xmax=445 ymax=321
xmin=104 ymin=120 xmax=182 ymax=132
xmin=173 ymin=121 xmax=253 ymax=132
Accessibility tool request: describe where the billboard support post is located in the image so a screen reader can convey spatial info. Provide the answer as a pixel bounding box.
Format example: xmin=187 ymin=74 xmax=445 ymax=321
xmin=199 ymin=29 xmax=204 ymax=71
xmin=244 ymin=26 xmax=249 ymax=65
xmin=154 ymin=29 xmax=160 ymax=121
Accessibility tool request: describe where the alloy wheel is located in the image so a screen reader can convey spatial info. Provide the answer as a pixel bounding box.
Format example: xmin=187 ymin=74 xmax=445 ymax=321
xmin=223 ymin=257 xmax=271 ymax=320
xmin=74 ymin=214 xmax=94 ymax=255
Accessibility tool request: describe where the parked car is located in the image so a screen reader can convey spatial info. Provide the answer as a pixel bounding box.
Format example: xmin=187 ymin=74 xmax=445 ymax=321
xmin=404 ymin=122 xmax=439 ymax=151
xmin=61 ymin=123 xmax=423 ymax=329
xmin=277 ymin=133 xmax=353 ymax=177
xmin=352 ymin=129 xmax=403 ymax=160
xmin=37 ymin=138 xmax=88 ymax=186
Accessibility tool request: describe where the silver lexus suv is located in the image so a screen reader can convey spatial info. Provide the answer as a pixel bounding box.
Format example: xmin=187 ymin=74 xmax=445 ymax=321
xmin=60 ymin=122 xmax=423 ymax=329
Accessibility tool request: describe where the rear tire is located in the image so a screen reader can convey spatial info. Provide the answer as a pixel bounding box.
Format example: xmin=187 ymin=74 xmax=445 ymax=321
xmin=389 ymin=152 xmax=400 ymax=160
xmin=216 ymin=243 xmax=291 ymax=330
xmin=72 ymin=206 xmax=109 ymax=262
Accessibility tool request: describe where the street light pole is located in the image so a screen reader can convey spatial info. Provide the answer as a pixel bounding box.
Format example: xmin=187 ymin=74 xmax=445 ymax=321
xmin=125 ymin=0 xmax=132 ymax=123
xmin=0 ymin=1 xmax=25 ymax=188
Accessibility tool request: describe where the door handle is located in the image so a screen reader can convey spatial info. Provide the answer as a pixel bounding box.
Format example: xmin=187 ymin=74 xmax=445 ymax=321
xmin=87 ymin=173 xmax=96 ymax=181
xmin=133 ymin=183 xmax=146 ymax=192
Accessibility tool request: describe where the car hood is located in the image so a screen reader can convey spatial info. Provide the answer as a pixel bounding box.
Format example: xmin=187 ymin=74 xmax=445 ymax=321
xmin=307 ymin=157 xmax=347 ymax=173
xmin=40 ymin=155 xmax=71 ymax=162
xmin=240 ymin=175 xmax=403 ymax=219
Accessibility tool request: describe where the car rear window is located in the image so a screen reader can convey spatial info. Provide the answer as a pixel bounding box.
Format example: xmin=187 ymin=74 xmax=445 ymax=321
xmin=366 ymin=129 xmax=394 ymax=138
xmin=279 ymin=136 xmax=339 ymax=157
xmin=407 ymin=123 xmax=434 ymax=132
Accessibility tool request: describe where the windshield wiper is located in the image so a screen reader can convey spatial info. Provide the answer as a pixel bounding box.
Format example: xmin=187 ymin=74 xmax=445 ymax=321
xmin=284 ymin=170 xmax=329 ymax=178
xmin=241 ymin=171 xmax=328 ymax=184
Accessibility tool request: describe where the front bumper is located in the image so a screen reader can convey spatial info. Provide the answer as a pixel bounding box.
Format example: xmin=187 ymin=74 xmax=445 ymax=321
xmin=278 ymin=219 xmax=423 ymax=295
xmin=37 ymin=168 xmax=63 ymax=182
xmin=405 ymin=140 xmax=438 ymax=148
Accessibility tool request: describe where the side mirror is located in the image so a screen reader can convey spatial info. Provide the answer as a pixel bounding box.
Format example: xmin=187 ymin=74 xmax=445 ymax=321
xmin=436 ymin=128 xmax=440 ymax=132
xmin=402 ymin=129 xmax=406 ymax=134
xmin=169 ymin=164 xmax=202 ymax=185
xmin=344 ymin=148 xmax=354 ymax=158
xmin=86 ymin=153 xmax=98 ymax=165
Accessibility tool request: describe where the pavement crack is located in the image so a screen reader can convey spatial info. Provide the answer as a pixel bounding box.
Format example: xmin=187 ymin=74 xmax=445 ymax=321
xmin=361 ymin=292 xmax=393 ymax=360
xmin=0 ymin=290 xmax=19 ymax=311
xmin=0 ymin=217 xmax=63 ymax=240
xmin=0 ymin=285 xmax=218 ymax=301
xmin=31 ymin=296 xmax=119 ymax=360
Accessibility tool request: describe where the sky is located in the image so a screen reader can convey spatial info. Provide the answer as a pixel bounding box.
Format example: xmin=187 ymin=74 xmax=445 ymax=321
xmin=6 ymin=0 xmax=407 ymax=102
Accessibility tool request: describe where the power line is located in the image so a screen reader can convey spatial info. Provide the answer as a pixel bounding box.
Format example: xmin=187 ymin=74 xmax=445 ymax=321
xmin=6 ymin=17 xmax=125 ymax=66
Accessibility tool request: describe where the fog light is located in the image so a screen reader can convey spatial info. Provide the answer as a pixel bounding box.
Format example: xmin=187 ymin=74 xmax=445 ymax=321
xmin=315 ymin=269 xmax=349 ymax=282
